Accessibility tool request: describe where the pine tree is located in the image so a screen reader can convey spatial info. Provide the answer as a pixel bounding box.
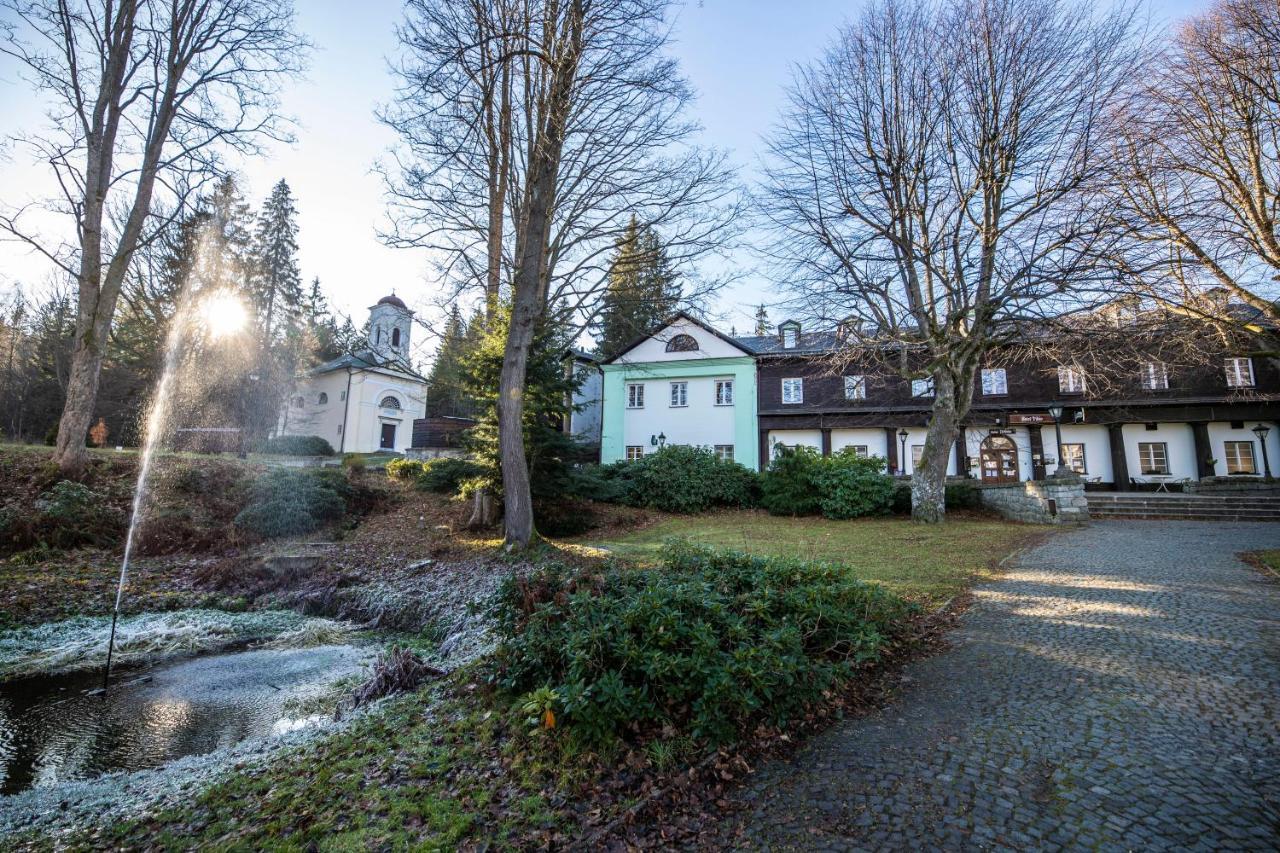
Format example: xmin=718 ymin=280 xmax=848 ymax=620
xmin=594 ymin=217 xmax=681 ymax=358
xmin=754 ymin=304 xmax=770 ymax=336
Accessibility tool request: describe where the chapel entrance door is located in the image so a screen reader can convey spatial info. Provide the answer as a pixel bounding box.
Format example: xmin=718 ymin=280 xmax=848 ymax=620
xmin=380 ymin=423 xmax=397 ymax=450
xmin=980 ymin=434 xmax=1020 ymax=483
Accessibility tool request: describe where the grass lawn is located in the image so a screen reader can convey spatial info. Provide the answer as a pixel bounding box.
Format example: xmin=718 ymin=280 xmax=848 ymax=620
xmin=1245 ymin=549 xmax=1280 ymax=580
xmin=573 ymin=510 xmax=1041 ymax=606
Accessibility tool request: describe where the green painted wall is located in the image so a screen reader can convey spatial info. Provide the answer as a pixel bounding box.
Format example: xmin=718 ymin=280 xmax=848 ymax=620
xmin=600 ymin=356 xmax=758 ymax=469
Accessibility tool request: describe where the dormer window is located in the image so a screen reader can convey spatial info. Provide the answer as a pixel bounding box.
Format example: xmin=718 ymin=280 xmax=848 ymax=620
xmin=780 ymin=320 xmax=800 ymax=349
xmin=665 ymin=333 xmax=698 ymax=352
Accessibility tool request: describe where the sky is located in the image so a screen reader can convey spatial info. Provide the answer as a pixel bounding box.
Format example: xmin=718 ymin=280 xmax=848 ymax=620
xmin=0 ymin=0 xmax=1210 ymax=363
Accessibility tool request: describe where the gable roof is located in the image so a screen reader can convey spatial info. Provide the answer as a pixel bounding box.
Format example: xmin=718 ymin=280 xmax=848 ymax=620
xmin=604 ymin=311 xmax=755 ymax=363
xmin=310 ymin=349 xmax=428 ymax=383
xmin=733 ymin=329 xmax=842 ymax=356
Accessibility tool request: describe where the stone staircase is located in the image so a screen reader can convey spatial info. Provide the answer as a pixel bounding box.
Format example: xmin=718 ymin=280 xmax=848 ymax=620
xmin=1088 ymin=492 xmax=1280 ymax=522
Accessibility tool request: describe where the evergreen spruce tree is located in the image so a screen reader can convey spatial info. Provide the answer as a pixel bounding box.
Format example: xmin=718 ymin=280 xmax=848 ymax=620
xmin=252 ymin=180 xmax=304 ymax=346
xmin=594 ymin=217 xmax=681 ymax=358
xmin=754 ymin=304 xmax=770 ymax=336
xmin=425 ymin=304 xmax=470 ymax=417
xmin=460 ymin=304 xmax=585 ymax=529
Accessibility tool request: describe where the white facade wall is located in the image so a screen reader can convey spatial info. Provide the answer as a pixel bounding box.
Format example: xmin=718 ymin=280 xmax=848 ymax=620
xmin=1205 ymin=420 xmax=1280 ymax=476
xmin=900 ymin=427 xmax=959 ymax=476
xmin=1052 ymin=424 xmax=1114 ymax=482
xmin=279 ymin=371 xmax=352 ymax=450
xmin=831 ymin=428 xmax=889 ymax=459
xmin=279 ymin=369 xmax=427 ymax=454
xmin=343 ymin=372 xmax=428 ymax=454
xmin=614 ymin=317 xmax=749 ymax=363
xmin=1119 ymin=422 xmax=1198 ymax=481
xmin=766 ymin=429 xmax=823 ymax=460
xmin=622 ymin=374 xmax=738 ymax=454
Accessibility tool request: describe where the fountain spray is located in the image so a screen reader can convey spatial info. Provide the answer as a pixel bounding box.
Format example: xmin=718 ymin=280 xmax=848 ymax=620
xmin=102 ymin=286 xmax=248 ymax=691
xmin=101 ymin=305 xmax=190 ymax=691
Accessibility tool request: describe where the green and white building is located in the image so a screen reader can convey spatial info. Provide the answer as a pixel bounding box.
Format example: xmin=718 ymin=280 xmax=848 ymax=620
xmin=600 ymin=313 xmax=759 ymax=468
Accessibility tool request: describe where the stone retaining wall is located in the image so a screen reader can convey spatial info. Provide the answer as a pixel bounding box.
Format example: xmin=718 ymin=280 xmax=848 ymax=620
xmin=1184 ymin=477 xmax=1280 ymax=496
xmin=974 ymin=475 xmax=1089 ymax=524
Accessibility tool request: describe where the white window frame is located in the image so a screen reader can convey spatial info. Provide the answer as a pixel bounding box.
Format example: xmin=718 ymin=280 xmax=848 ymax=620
xmin=844 ymin=375 xmax=866 ymax=400
xmin=669 ymin=381 xmax=688 ymax=408
xmin=781 ymin=325 xmax=799 ymax=349
xmin=1224 ymin=441 xmax=1257 ymax=475
xmin=1061 ymin=442 xmax=1086 ymax=474
xmin=781 ymin=378 xmax=804 ymax=405
xmin=846 ymin=444 xmax=869 ymax=458
xmin=980 ymin=368 xmax=1008 ymax=396
xmin=713 ymin=444 xmax=734 ymax=462
xmin=911 ymin=378 xmax=934 ymax=398
xmin=625 ymin=445 xmax=644 ymax=461
xmin=626 ymin=383 xmax=645 ymax=409
xmin=714 ymin=379 xmax=734 ymax=406
xmin=1058 ymin=366 xmax=1086 ymax=394
xmin=1137 ymin=442 xmax=1169 ymax=475
xmin=1140 ymin=362 xmax=1169 ymax=390
xmin=910 ymin=444 xmax=925 ymax=470
xmin=1225 ymin=357 xmax=1254 ymax=388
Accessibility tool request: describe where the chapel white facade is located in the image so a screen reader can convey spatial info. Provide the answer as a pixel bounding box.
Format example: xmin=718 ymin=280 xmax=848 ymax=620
xmin=277 ymin=294 xmax=428 ymax=454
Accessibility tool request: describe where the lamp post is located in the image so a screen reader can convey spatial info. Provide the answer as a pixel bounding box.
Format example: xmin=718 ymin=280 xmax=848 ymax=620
xmin=1047 ymin=403 xmax=1065 ymax=476
xmin=898 ymin=428 xmax=909 ymax=477
xmin=1252 ymin=423 xmax=1272 ymax=478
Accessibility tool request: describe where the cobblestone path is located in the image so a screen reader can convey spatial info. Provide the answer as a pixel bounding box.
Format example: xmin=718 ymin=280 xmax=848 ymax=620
xmin=717 ymin=521 xmax=1280 ymax=851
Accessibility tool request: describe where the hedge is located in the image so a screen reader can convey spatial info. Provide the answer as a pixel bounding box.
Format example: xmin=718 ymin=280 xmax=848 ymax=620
xmin=492 ymin=543 xmax=918 ymax=745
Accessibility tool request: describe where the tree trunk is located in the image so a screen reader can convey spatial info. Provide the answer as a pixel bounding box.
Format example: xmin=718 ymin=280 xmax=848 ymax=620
xmin=465 ymin=486 xmax=498 ymax=530
xmin=53 ymin=336 xmax=105 ymax=476
xmin=497 ymin=289 xmax=540 ymax=546
xmin=497 ymin=0 xmax=585 ymax=549
xmin=910 ymin=366 xmax=973 ymax=523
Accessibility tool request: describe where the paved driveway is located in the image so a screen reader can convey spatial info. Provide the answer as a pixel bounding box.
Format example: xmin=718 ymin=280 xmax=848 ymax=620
xmin=718 ymin=521 xmax=1280 ymax=851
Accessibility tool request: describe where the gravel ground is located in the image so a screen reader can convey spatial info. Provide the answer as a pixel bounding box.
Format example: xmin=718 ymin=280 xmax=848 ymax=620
xmin=716 ymin=520 xmax=1280 ymax=851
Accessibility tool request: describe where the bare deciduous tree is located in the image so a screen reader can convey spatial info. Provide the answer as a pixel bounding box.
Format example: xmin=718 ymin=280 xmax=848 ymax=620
xmin=1102 ymin=0 xmax=1280 ymax=345
xmin=382 ymin=0 xmax=739 ymax=546
xmin=0 ymin=0 xmax=308 ymax=475
xmin=760 ymin=0 xmax=1141 ymax=521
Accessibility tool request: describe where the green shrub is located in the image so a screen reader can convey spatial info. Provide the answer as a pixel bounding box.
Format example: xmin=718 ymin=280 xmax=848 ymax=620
xmin=887 ymin=480 xmax=981 ymax=515
xmin=891 ymin=481 xmax=913 ymax=514
xmin=0 ymin=480 xmax=127 ymax=554
xmin=234 ymin=469 xmax=351 ymax=538
xmin=605 ymin=445 xmax=759 ymax=513
xmin=258 ymin=435 xmax=336 ymax=456
xmin=492 ymin=543 xmax=917 ymax=745
xmin=417 ymin=456 xmax=483 ymax=494
xmin=385 ymin=458 xmax=427 ymax=482
xmin=945 ymin=480 xmax=980 ymax=510
xmin=760 ymin=445 xmax=823 ymax=516
xmin=812 ymin=452 xmax=896 ymax=519
xmin=763 ymin=448 xmax=897 ymax=519
xmin=565 ymin=463 xmax=630 ymax=504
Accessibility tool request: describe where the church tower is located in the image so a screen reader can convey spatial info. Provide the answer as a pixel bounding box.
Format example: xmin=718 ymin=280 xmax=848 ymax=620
xmin=368 ymin=293 xmax=413 ymax=363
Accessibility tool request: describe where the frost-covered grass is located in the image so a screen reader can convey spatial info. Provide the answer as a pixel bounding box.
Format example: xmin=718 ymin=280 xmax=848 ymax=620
xmin=0 ymin=609 xmax=353 ymax=681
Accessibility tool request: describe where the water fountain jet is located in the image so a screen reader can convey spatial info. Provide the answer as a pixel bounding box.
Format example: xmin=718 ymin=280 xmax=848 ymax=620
xmin=102 ymin=287 xmax=248 ymax=691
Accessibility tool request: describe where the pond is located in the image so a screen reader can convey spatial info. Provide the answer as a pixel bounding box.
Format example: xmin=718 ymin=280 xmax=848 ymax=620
xmin=0 ymin=644 xmax=369 ymax=795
